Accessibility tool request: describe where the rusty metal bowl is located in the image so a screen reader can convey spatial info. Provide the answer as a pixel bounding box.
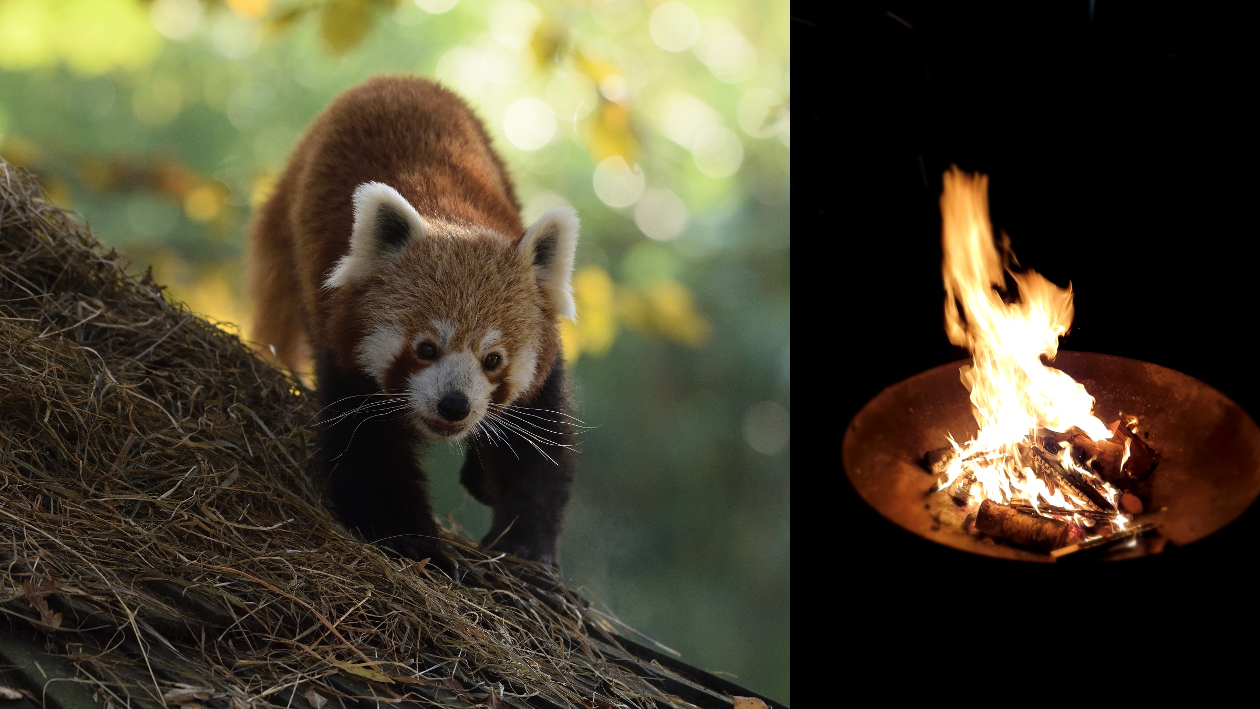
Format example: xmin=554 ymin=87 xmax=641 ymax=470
xmin=842 ymin=351 xmax=1260 ymax=562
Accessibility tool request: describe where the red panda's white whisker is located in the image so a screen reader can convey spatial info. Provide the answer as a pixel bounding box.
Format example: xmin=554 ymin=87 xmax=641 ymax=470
xmin=331 ymin=404 xmax=416 ymax=458
xmin=486 ymin=407 xmax=578 ymax=438
xmin=318 ymin=399 xmax=412 ymax=428
xmin=487 ymin=410 xmax=556 ymax=462
xmin=480 ymin=419 xmax=520 ymax=459
xmin=312 ymin=392 xmax=405 ymax=418
xmin=491 ymin=418 xmax=578 ymax=452
xmin=521 ymin=438 xmax=557 ymax=465
xmin=484 ymin=411 xmax=576 ymax=456
xmin=488 ymin=403 xmax=591 ymax=427
xmin=486 ymin=415 xmax=567 ymax=465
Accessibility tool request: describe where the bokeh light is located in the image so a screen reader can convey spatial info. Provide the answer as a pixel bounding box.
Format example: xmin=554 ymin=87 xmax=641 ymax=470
xmin=691 ymin=126 xmax=743 ymax=178
xmin=633 ymin=188 xmax=688 ymax=241
xmin=415 ymin=0 xmax=459 ymax=15
xmin=649 ymin=2 xmax=701 ymax=52
xmin=149 ymin=0 xmax=202 ymax=40
xmin=503 ymin=97 xmax=557 ymax=151
xmin=743 ymin=400 xmax=790 ymax=455
xmin=592 ymin=156 xmax=645 ymax=207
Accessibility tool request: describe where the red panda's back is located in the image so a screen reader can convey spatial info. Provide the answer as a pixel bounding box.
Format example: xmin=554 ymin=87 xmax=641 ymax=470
xmin=279 ymin=77 xmax=523 ymax=348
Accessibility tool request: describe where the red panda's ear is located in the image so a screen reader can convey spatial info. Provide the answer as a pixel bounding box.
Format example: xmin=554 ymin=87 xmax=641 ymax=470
xmin=323 ymin=182 xmax=427 ymax=289
xmin=519 ymin=206 xmax=579 ymax=321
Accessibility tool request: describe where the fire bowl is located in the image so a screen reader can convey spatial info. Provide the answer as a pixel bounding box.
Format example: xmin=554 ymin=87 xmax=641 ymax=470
xmin=842 ymin=351 xmax=1260 ymax=562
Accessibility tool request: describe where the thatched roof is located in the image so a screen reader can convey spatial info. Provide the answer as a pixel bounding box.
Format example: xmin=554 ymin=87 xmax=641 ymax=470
xmin=0 ymin=161 xmax=783 ymax=709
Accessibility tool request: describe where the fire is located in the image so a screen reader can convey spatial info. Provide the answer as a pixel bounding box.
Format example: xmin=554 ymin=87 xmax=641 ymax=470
xmin=935 ymin=167 xmax=1129 ymax=527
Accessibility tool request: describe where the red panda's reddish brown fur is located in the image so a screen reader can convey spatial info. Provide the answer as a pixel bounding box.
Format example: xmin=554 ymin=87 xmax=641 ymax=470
xmin=249 ymin=77 xmax=558 ymax=391
xmin=246 ymin=76 xmax=578 ymax=570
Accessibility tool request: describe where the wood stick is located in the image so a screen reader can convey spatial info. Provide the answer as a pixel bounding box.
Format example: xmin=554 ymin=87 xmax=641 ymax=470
xmin=975 ymin=499 xmax=1069 ymax=551
xmin=1028 ymin=445 xmax=1115 ymax=512
xmin=1007 ymin=500 xmax=1116 ymax=521
xmin=1049 ymin=523 xmax=1156 ymax=559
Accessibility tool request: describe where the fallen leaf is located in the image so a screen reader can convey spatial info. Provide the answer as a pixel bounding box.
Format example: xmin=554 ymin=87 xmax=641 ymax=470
xmin=330 ymin=660 xmax=394 ymax=684
xmin=733 ymin=698 xmax=768 ymax=709
xmin=163 ymin=685 xmax=213 ymax=704
xmin=20 ymin=579 xmax=62 ymax=629
xmin=304 ymin=688 xmax=327 ymax=709
xmin=412 ymin=558 xmax=429 ymax=573
xmin=0 ymin=686 xmax=24 ymax=700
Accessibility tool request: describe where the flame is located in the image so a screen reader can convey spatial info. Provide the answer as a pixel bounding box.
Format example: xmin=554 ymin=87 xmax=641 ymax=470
xmin=936 ymin=167 xmax=1128 ymax=525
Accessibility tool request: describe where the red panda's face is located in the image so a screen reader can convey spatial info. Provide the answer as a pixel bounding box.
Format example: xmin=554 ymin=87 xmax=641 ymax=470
xmin=324 ymin=182 xmax=578 ymax=441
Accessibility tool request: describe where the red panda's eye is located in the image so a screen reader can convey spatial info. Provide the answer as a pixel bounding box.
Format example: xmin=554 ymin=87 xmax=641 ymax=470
xmin=417 ymin=342 xmax=438 ymax=360
xmin=483 ymin=353 xmax=501 ymax=371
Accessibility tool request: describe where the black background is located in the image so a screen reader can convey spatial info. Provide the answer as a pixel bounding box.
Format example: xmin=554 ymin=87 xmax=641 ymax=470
xmin=802 ymin=3 xmax=1259 ymax=623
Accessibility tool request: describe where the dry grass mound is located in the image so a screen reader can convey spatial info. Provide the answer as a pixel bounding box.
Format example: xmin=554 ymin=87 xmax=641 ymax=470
xmin=0 ymin=162 xmax=769 ymax=709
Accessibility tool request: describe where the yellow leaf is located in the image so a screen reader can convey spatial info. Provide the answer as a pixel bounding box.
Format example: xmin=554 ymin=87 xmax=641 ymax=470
xmin=250 ymin=173 xmax=278 ymax=211
xmin=320 ymin=0 xmax=373 ymax=54
xmin=617 ymin=280 xmax=710 ymax=347
xmin=571 ymin=267 xmax=617 ymax=356
xmin=733 ymin=699 xmax=768 ymax=709
xmin=227 ymin=0 xmax=272 ymax=19
xmin=330 ymin=660 xmax=394 ymax=684
xmin=264 ymin=7 xmax=310 ymax=39
xmin=582 ymin=102 xmax=638 ymax=163
xmin=185 ymin=185 xmax=226 ymax=223
xmin=530 ymin=19 xmax=566 ymax=66
xmin=646 ymin=280 xmax=711 ymax=347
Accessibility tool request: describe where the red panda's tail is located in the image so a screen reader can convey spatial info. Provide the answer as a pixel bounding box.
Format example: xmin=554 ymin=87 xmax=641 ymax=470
xmin=248 ymin=175 xmax=311 ymax=380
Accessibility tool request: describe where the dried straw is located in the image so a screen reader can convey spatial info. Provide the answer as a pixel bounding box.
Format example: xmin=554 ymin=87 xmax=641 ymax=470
xmin=0 ymin=161 xmax=687 ymax=709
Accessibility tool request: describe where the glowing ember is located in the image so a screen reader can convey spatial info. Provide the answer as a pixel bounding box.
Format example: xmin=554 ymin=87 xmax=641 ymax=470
xmin=933 ymin=167 xmax=1131 ymax=531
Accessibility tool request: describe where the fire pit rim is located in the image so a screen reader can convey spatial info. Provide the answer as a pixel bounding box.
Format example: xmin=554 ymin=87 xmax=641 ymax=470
xmin=842 ymin=350 xmax=1260 ymax=563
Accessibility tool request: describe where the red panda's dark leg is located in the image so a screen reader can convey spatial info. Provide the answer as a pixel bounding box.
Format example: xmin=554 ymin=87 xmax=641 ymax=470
xmin=315 ymin=350 xmax=454 ymax=574
xmin=464 ymin=353 xmax=576 ymax=569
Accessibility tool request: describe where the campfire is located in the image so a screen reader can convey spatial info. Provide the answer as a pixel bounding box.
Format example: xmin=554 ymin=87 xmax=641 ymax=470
xmin=842 ymin=168 xmax=1260 ymax=563
xmin=920 ymin=168 xmax=1156 ymax=557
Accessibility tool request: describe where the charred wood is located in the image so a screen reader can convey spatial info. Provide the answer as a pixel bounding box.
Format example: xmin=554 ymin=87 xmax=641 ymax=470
xmin=1008 ymin=500 xmax=1116 ymax=522
xmin=1113 ymin=424 xmax=1155 ymax=481
xmin=975 ymin=499 xmax=1069 ymax=551
xmin=1050 ymin=523 xmax=1156 ymax=559
xmin=946 ymin=470 xmax=976 ymax=505
xmin=1027 ymin=445 xmax=1115 ymax=512
xmin=922 ymin=446 xmax=957 ymax=476
xmin=1039 ymin=425 xmax=1154 ymax=494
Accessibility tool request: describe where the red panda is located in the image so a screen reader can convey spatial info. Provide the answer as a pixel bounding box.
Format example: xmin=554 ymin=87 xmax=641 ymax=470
xmin=248 ymin=76 xmax=579 ymax=573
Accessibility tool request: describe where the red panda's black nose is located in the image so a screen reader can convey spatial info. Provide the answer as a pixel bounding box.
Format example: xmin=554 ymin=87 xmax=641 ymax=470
xmin=437 ymin=393 xmax=471 ymax=421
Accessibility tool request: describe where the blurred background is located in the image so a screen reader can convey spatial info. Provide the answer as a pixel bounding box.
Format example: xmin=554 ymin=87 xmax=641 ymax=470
xmin=0 ymin=0 xmax=790 ymax=701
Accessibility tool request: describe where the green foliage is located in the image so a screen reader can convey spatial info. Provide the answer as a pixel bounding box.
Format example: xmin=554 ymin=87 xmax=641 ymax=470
xmin=0 ymin=0 xmax=789 ymax=700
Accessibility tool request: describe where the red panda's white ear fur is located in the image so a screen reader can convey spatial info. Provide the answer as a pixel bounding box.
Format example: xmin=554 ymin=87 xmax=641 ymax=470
xmin=519 ymin=207 xmax=579 ymax=322
xmin=324 ymin=182 xmax=427 ymax=289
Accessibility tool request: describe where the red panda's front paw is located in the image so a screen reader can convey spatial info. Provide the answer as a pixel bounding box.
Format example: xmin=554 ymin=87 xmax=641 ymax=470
xmin=378 ymin=536 xmax=456 ymax=577
xmin=483 ymin=532 xmax=560 ymax=572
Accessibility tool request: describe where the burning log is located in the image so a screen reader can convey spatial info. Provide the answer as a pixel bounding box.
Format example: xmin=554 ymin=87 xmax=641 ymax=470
xmin=1049 ymin=523 xmax=1156 ymax=559
xmin=975 ymin=500 xmax=1069 ymax=551
xmin=1040 ymin=423 xmax=1155 ymax=491
xmin=1008 ymin=500 xmax=1116 ymax=522
xmin=1027 ymin=444 xmax=1115 ymax=512
xmin=1113 ymin=423 xmax=1155 ymax=481
xmin=922 ymin=446 xmax=957 ymax=476
xmin=946 ymin=470 xmax=976 ymax=505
